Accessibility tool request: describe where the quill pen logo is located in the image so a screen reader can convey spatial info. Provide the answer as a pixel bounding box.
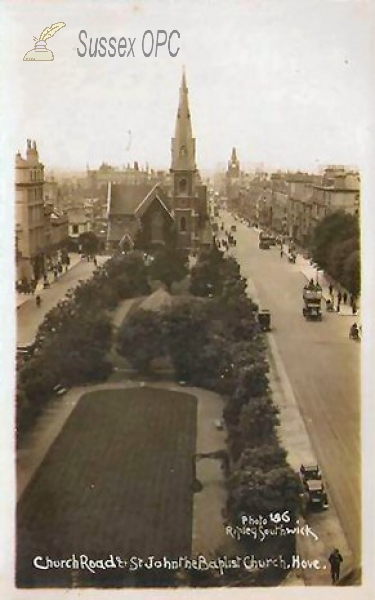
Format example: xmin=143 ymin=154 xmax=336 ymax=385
xmin=24 ymin=22 xmax=66 ymax=61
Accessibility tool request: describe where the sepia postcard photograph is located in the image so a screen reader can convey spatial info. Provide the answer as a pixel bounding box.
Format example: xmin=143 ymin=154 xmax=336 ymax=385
xmin=0 ymin=0 xmax=374 ymax=598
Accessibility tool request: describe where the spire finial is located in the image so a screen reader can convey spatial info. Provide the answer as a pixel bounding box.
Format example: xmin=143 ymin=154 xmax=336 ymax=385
xmin=182 ymin=65 xmax=187 ymax=90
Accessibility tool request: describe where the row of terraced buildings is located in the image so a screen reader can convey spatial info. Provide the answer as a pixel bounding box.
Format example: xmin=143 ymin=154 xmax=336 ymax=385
xmin=222 ymin=149 xmax=360 ymax=246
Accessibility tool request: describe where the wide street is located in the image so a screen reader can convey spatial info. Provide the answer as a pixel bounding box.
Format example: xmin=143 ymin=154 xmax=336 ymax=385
xmin=220 ymin=212 xmax=361 ymax=564
xmin=17 ymin=257 xmax=108 ymax=347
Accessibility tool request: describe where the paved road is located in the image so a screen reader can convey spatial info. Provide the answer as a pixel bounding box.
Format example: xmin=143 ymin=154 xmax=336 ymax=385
xmin=220 ymin=213 xmax=361 ymax=564
xmin=17 ymin=257 xmax=108 ymax=347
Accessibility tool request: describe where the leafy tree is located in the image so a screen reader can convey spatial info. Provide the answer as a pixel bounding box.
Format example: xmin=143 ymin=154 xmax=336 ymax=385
xmin=148 ymin=246 xmax=189 ymax=291
xmin=163 ymin=301 xmax=208 ymax=380
xmin=19 ymin=356 xmax=60 ymax=408
xmin=235 ymin=444 xmax=288 ymax=472
xmin=190 ymin=245 xmax=224 ymax=296
xmin=117 ymin=309 xmax=165 ymax=373
xmin=311 ymin=211 xmax=359 ymax=271
xmin=188 ymin=332 xmax=233 ymax=389
xmin=342 ymin=249 xmax=360 ymax=296
xmin=79 ymin=231 xmax=100 ymax=255
xmin=227 ymin=396 xmax=279 ymax=461
xmin=227 ymin=466 xmax=301 ymax=521
xmin=327 ymin=237 xmax=359 ymax=283
xmin=55 ymin=346 xmax=113 ymax=385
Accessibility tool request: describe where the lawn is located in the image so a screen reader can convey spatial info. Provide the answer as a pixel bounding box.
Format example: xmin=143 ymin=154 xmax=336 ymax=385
xmin=17 ymin=387 xmax=197 ymax=588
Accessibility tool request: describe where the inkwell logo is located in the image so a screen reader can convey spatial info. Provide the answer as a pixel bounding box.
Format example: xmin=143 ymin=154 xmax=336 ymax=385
xmin=23 ymin=22 xmax=66 ymax=61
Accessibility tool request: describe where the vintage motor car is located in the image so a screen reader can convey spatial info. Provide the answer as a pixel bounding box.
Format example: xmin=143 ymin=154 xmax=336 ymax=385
xmin=299 ymin=464 xmax=329 ymax=509
xmin=258 ymin=309 xmax=271 ymax=332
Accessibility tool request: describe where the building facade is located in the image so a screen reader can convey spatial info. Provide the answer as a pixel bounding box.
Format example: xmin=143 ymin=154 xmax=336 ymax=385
xmin=16 ymin=140 xmax=46 ymax=283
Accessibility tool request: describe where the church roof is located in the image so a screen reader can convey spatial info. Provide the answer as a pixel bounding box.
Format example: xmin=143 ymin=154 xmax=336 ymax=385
xmin=109 ymin=183 xmax=154 ymax=215
xmin=109 ymin=183 xmax=173 ymax=218
xmin=135 ymin=185 xmax=173 ymax=219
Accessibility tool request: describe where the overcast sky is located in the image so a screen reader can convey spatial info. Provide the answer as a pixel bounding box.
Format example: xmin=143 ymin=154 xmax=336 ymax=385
xmin=1 ymin=0 xmax=373 ymax=173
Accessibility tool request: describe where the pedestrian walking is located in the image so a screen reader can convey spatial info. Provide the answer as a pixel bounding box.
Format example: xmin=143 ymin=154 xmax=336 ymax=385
xmin=343 ymin=291 xmax=348 ymax=305
xmin=329 ymin=283 xmax=333 ymax=296
xmin=350 ymin=294 xmax=355 ymax=307
xmin=337 ymin=291 xmax=342 ymax=305
xmin=352 ymin=299 xmax=357 ymax=315
xmin=280 ymin=248 xmax=283 ymax=258
xmin=328 ymin=548 xmax=343 ymax=584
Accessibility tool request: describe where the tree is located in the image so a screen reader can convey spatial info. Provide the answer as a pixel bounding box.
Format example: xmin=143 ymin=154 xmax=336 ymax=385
xmin=163 ymin=301 xmax=208 ymax=380
xmin=19 ymin=355 xmax=60 ymax=408
xmin=148 ymin=246 xmax=189 ymax=291
xmin=327 ymin=237 xmax=359 ymax=283
xmin=190 ymin=247 xmax=224 ymax=296
xmin=226 ymin=396 xmax=279 ymax=461
xmin=342 ymin=249 xmax=360 ymax=296
xmin=227 ymin=465 xmax=301 ymax=523
xmin=235 ymin=444 xmax=288 ymax=472
xmin=311 ymin=211 xmax=359 ymax=271
xmin=116 ymin=309 xmax=165 ymax=373
xmin=79 ymin=231 xmax=100 ymax=255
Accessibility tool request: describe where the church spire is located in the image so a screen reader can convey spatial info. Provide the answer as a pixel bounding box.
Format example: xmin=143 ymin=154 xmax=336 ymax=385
xmin=171 ymin=68 xmax=196 ymax=171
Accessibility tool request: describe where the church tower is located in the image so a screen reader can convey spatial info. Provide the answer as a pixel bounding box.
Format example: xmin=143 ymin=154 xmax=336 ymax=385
xmin=171 ymin=69 xmax=200 ymax=249
xmin=228 ymin=147 xmax=240 ymax=178
xmin=226 ymin=147 xmax=241 ymax=204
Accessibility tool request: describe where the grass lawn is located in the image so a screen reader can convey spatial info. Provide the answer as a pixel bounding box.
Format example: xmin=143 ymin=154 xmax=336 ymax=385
xmin=17 ymin=387 xmax=197 ymax=588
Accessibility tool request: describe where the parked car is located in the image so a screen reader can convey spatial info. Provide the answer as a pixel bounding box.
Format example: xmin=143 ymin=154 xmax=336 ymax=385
xmin=299 ymin=464 xmax=328 ymax=509
xmin=258 ymin=309 xmax=271 ymax=331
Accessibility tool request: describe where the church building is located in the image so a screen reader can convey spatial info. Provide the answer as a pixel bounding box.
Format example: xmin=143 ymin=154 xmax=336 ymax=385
xmin=107 ymin=70 xmax=211 ymax=252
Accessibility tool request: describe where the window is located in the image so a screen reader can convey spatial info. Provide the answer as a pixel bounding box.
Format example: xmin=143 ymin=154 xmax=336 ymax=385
xmin=180 ymin=217 xmax=187 ymax=232
xmin=178 ymin=178 xmax=187 ymax=194
xmin=72 ymin=225 xmax=79 ymax=234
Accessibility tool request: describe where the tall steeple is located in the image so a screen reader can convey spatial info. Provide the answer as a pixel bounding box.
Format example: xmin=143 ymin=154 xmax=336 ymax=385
xmin=171 ymin=68 xmax=196 ymax=171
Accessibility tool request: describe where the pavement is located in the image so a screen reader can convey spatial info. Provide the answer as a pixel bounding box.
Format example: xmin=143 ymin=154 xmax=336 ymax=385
xmin=17 ymin=255 xmax=110 ymax=347
xmin=218 ymin=212 xmax=361 ymax=586
xmin=288 ymin=249 xmax=360 ymax=319
xmin=16 ymin=253 xmax=83 ymax=309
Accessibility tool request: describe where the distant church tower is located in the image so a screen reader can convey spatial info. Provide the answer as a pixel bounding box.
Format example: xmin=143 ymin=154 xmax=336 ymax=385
xmin=228 ymin=147 xmax=240 ymax=178
xmin=171 ymin=69 xmax=199 ymax=249
xmin=226 ymin=147 xmax=241 ymax=203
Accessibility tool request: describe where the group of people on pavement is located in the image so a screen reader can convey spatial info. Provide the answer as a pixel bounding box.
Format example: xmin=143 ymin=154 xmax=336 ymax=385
xmin=328 ymin=283 xmax=358 ymax=315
